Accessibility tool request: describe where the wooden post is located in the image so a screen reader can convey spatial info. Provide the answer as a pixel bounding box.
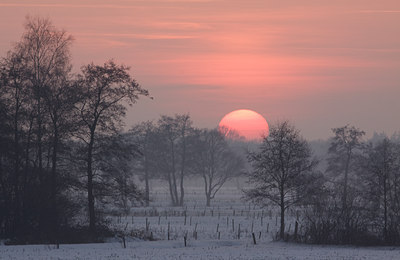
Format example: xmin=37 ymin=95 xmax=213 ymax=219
xmin=122 ymin=236 xmax=126 ymax=248
xmin=294 ymin=221 xmax=298 ymax=241
xmin=218 ymin=231 xmax=221 ymax=240
xmin=252 ymin=233 xmax=257 ymax=245
xmin=238 ymin=224 xmax=241 ymax=239
xmin=232 ymin=219 xmax=235 ymax=232
xmin=168 ymin=222 xmax=170 ymax=240
xmin=195 ymin=223 xmax=198 ymax=234
xmin=216 ymin=223 xmax=219 ymax=233
xmin=184 ymin=235 xmax=187 ymax=247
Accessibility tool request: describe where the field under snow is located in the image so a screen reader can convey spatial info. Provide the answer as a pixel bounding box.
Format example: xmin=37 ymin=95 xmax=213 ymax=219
xmin=2 ymin=240 xmax=400 ymax=260
xmin=1 ymin=181 xmax=400 ymax=259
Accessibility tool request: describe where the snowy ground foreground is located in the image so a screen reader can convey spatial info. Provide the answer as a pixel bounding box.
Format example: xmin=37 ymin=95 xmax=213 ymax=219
xmin=1 ymin=240 xmax=400 ymax=260
xmin=2 ymin=182 xmax=400 ymax=259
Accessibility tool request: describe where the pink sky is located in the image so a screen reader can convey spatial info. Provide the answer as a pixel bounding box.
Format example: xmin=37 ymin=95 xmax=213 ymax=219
xmin=0 ymin=0 xmax=399 ymax=139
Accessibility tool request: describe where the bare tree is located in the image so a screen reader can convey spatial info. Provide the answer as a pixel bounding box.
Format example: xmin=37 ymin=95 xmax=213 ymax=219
xmin=18 ymin=16 xmax=73 ymax=174
xmin=77 ymin=60 xmax=149 ymax=233
xmin=327 ymin=125 xmax=365 ymax=241
xmin=0 ymin=16 xmax=74 ymax=241
xmin=156 ymin=114 xmax=194 ymax=206
xmin=129 ymin=121 xmax=158 ymax=206
xmin=95 ymin=133 xmax=144 ymax=214
xmin=0 ymin=48 xmax=30 ymax=237
xmin=360 ymin=137 xmax=400 ymax=243
xmin=193 ymin=129 xmax=244 ymax=206
xmin=245 ymin=121 xmax=318 ymax=240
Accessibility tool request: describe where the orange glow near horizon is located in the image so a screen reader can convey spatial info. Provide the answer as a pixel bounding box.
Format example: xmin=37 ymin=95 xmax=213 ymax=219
xmin=219 ymin=109 xmax=269 ymax=141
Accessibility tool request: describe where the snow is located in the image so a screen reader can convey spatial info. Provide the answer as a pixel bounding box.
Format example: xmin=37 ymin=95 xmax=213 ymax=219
xmin=1 ymin=184 xmax=399 ymax=259
xmin=1 ymin=240 xmax=399 ymax=260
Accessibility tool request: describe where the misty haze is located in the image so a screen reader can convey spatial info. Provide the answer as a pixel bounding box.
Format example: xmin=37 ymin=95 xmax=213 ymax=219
xmin=1 ymin=1 xmax=400 ymax=259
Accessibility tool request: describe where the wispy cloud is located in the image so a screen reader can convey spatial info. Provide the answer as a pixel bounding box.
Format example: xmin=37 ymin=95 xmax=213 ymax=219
xmin=74 ymin=32 xmax=198 ymax=40
xmin=0 ymin=3 xmax=155 ymax=9
xmin=357 ymin=10 xmax=400 ymax=14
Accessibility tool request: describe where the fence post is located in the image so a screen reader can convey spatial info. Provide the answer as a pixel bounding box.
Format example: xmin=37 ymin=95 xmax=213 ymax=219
xmin=168 ymin=222 xmax=170 ymax=240
xmin=252 ymin=232 xmax=257 ymax=245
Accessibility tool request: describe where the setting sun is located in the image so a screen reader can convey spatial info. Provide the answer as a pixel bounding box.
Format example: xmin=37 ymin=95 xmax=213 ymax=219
xmin=219 ymin=109 xmax=269 ymax=141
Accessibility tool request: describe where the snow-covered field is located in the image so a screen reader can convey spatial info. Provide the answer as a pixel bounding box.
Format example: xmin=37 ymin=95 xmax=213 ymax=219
xmin=2 ymin=240 xmax=400 ymax=260
xmin=1 ymin=182 xmax=399 ymax=259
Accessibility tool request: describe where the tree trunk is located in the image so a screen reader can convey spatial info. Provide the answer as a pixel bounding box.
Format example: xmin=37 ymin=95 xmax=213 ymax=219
xmin=179 ymin=173 xmax=184 ymax=206
xmin=167 ymin=172 xmax=176 ymax=206
xmin=170 ymin=141 xmax=179 ymax=206
xmin=280 ymin=185 xmax=285 ymax=240
xmin=342 ymin=151 xmax=351 ymax=242
xmin=51 ymin=124 xmax=59 ymax=243
xmin=342 ymin=151 xmax=351 ymax=212
xmin=21 ymin=114 xmax=33 ymax=233
xmin=144 ymin=170 xmax=150 ymax=207
xmin=87 ymin=129 xmax=96 ymax=234
xmin=12 ymin=97 xmax=21 ymax=235
xmin=37 ymin=98 xmax=43 ymax=172
xmin=383 ymin=174 xmax=388 ymax=243
xmin=179 ymin=137 xmax=186 ymax=206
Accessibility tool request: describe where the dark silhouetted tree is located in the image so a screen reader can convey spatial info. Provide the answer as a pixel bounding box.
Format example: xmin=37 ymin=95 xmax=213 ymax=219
xmin=94 ymin=133 xmax=144 ymax=214
xmin=327 ymin=125 xmax=365 ymax=242
xmin=0 ymin=16 xmax=75 ymax=242
xmin=360 ymin=137 xmax=400 ymax=243
xmin=130 ymin=121 xmax=158 ymax=207
xmin=156 ymin=114 xmax=194 ymax=206
xmin=77 ymin=60 xmax=149 ymax=233
xmin=193 ymin=128 xmax=244 ymax=206
xmin=246 ymin=121 xmax=318 ymax=240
